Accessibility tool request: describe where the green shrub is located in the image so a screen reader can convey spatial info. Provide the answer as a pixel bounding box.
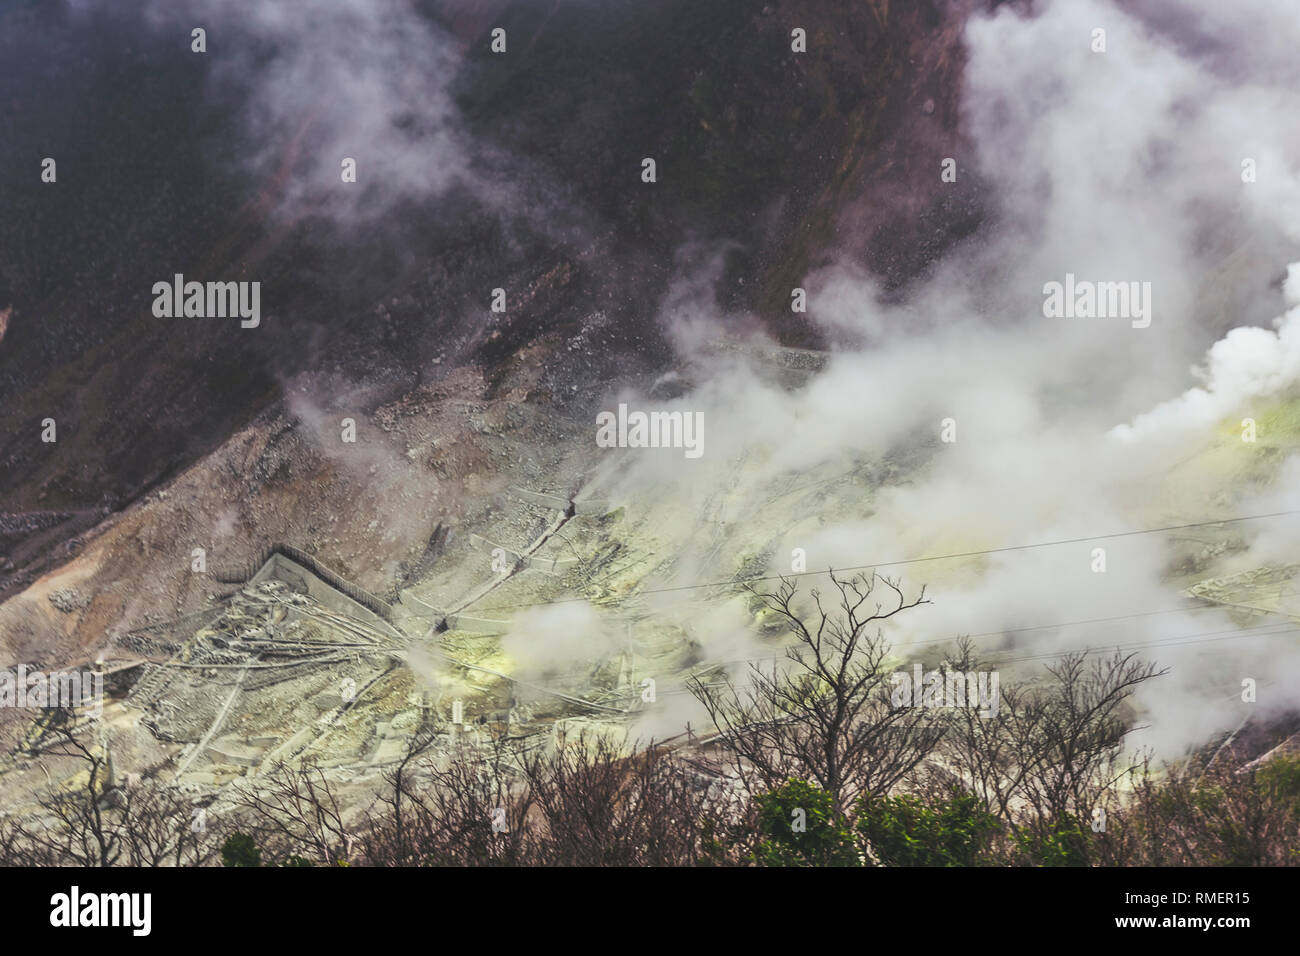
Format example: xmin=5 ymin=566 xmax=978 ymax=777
xmin=856 ymin=789 xmax=1001 ymax=866
xmin=1256 ymin=754 xmax=1300 ymax=817
xmin=220 ymin=832 xmax=261 ymax=868
xmin=1014 ymin=815 xmax=1091 ymax=867
xmin=746 ymin=778 xmax=860 ymax=867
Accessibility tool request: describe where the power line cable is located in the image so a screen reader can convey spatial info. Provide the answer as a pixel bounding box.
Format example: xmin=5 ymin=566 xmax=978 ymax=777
xmin=473 ymin=507 xmax=1300 ymax=613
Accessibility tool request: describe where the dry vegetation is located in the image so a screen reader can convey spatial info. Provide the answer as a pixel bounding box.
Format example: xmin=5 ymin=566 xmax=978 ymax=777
xmin=2 ymin=572 xmax=1296 ymax=867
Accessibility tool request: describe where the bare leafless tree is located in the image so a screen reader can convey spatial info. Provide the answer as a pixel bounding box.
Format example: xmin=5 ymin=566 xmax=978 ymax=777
xmin=359 ymin=731 xmax=538 ymax=866
xmin=17 ymin=721 xmax=121 ymax=866
xmin=934 ymin=640 xmax=1165 ymax=862
xmin=0 ymin=717 xmax=220 ymax=866
xmin=690 ymin=571 xmax=944 ymax=813
xmin=520 ymin=731 xmax=729 ymax=866
xmin=1113 ymin=753 xmax=1300 ymax=866
xmin=1016 ymin=650 xmax=1165 ymax=840
xmin=112 ymin=779 xmax=222 ymax=867
xmin=930 ymin=637 xmax=1037 ymax=825
xmin=227 ymin=760 xmax=353 ymax=865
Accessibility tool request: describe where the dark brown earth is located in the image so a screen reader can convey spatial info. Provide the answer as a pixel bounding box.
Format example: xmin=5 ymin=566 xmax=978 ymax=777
xmin=0 ymin=0 xmax=985 ymax=643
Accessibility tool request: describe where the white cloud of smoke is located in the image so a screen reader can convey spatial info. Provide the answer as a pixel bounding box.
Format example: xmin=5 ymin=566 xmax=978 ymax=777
xmin=94 ymin=0 xmax=477 ymax=224
xmin=500 ymin=602 xmax=622 ymax=678
xmin=609 ymin=0 xmax=1300 ymax=757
